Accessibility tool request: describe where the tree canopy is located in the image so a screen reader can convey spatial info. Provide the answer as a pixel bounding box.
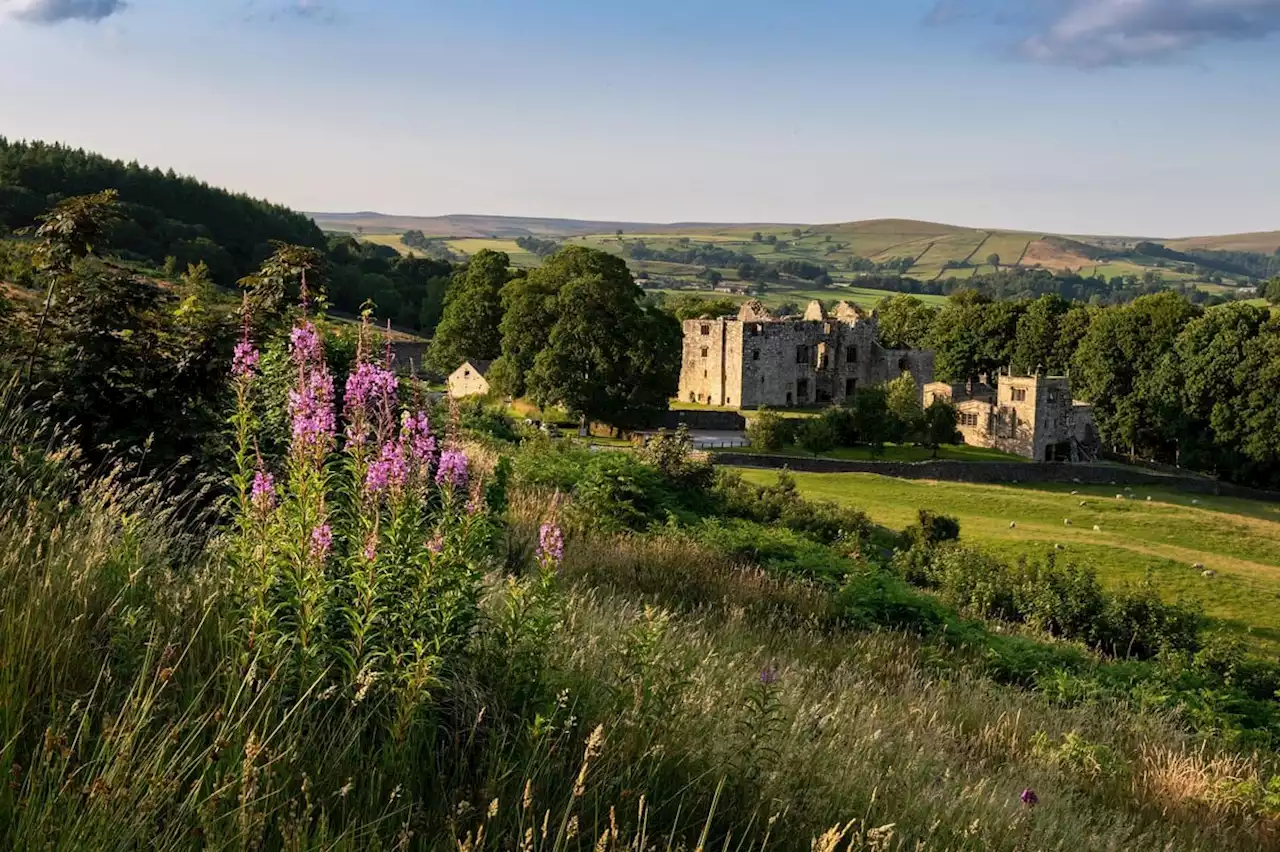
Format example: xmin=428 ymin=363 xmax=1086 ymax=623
xmin=428 ymin=249 xmax=512 ymax=373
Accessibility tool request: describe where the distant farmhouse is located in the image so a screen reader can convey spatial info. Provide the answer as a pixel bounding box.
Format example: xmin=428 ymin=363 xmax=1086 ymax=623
xmin=447 ymin=359 xmax=493 ymax=398
xmin=925 ymin=373 xmax=1098 ymax=462
xmin=677 ymin=300 xmax=934 ymax=409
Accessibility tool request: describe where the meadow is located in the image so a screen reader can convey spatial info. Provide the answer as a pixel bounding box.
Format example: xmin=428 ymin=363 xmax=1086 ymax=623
xmin=732 ymin=468 xmax=1280 ymax=652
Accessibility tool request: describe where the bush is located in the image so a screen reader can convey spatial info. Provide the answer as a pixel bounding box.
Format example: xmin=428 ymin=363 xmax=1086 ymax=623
xmin=901 ymin=509 xmax=961 ymax=549
xmin=747 ymin=407 xmax=793 ymax=451
xmin=835 ymin=566 xmax=953 ymax=635
xmin=713 ymin=469 xmax=872 ymax=546
xmin=795 ymin=416 xmax=837 ymax=456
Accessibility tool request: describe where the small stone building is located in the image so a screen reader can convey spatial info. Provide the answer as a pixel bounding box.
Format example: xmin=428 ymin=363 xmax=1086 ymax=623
xmin=925 ymin=373 xmax=1097 ymax=461
xmin=447 ymin=359 xmax=493 ymax=398
xmin=677 ymin=299 xmax=934 ymax=409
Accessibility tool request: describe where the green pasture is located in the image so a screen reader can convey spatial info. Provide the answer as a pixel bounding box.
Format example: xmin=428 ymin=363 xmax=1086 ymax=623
xmin=732 ymin=468 xmax=1280 ymax=650
xmin=445 ymin=238 xmax=540 ymax=267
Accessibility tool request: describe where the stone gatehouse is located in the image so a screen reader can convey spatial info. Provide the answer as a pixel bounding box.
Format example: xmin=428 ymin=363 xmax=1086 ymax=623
xmin=677 ymin=299 xmax=934 ymax=409
xmin=925 ymin=373 xmax=1098 ymax=462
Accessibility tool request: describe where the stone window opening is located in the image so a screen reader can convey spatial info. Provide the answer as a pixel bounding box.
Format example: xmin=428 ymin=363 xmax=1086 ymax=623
xmin=700 ymin=346 xmax=709 ymax=358
xmin=1012 ymin=388 xmax=1027 ymax=403
xmin=796 ymin=379 xmax=809 ymax=402
xmin=845 ymin=378 xmax=857 ymax=396
xmin=786 ymin=392 xmax=793 ymax=405
xmin=960 ymin=412 xmax=980 ymax=428
xmin=752 ymin=349 xmax=760 ymax=361
xmin=700 ymin=324 xmax=711 ymax=335
xmin=795 ymin=345 xmax=809 ymax=365
xmin=846 ymin=347 xmax=857 ymax=364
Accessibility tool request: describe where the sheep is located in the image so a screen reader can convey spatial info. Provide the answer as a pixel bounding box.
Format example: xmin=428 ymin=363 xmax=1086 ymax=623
xmin=1092 ymin=524 xmax=1102 ymax=532
xmin=1146 ymin=496 xmax=1152 ymax=501
xmin=1079 ymin=500 xmax=1088 ymax=507
xmin=1070 ymin=490 xmax=1079 ymax=495
xmin=1202 ymin=569 xmax=1216 ymax=578
xmin=1192 ymin=562 xmax=1205 ymax=571
xmin=1009 ymin=521 xmax=1017 ymax=529
xmin=1064 ymin=518 xmax=1072 ymax=526
xmin=1054 ymin=543 xmax=1065 ymax=550
xmin=1192 ymin=499 xmax=1200 ymax=505
xmin=1116 ymin=494 xmax=1125 ymax=500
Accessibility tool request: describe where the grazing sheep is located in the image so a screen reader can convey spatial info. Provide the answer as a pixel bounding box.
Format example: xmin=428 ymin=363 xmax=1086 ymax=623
xmin=1079 ymin=500 xmax=1088 ymax=507
xmin=1146 ymin=496 xmax=1152 ymax=501
xmin=1009 ymin=521 xmax=1017 ymax=529
xmin=1192 ymin=562 xmax=1205 ymax=571
xmin=1192 ymin=499 xmax=1199 ymax=505
xmin=1093 ymin=524 xmax=1102 ymax=532
xmin=1202 ymin=570 xmax=1216 ymax=578
xmin=1070 ymin=490 xmax=1079 ymax=495
xmin=1054 ymin=544 xmax=1065 ymax=550
xmin=1116 ymin=494 xmax=1124 ymax=500
xmin=1064 ymin=518 xmax=1072 ymax=525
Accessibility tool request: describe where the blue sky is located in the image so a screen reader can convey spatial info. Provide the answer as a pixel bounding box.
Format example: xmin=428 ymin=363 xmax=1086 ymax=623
xmin=1 ymin=0 xmax=1278 ymax=236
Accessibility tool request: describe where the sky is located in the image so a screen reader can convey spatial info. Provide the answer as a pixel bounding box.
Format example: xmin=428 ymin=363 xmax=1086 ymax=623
xmin=1 ymin=0 xmax=1279 ymax=237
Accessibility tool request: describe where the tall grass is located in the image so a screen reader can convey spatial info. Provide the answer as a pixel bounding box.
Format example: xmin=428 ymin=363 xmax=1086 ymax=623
xmin=2 ymin=367 xmax=1279 ymax=849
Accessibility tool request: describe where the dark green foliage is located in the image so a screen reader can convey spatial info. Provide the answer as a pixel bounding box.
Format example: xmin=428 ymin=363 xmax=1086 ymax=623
xmin=835 ymin=566 xmax=954 ymax=635
xmin=0 ymin=138 xmax=324 ymax=282
xmin=873 ymin=294 xmax=938 ymax=350
xmin=847 ymin=386 xmax=894 ymax=453
xmin=893 ymin=545 xmax=1203 ymax=661
xmin=456 ymin=397 xmax=520 ymax=443
xmin=428 ymin=249 xmax=510 ymax=373
xmin=661 ymin=294 xmax=738 ymax=321
xmin=513 ymin=235 xmax=559 ymax=258
xmin=900 ymin=509 xmax=961 ymax=551
xmin=712 ymin=469 xmax=873 ymax=546
xmin=746 ymin=408 xmax=794 ymax=451
xmin=1266 ymin=277 xmax=1280 ymax=305
xmin=500 ymin=246 xmax=680 ymax=429
xmin=795 ymin=416 xmax=837 ymax=456
xmin=921 ymin=397 xmax=959 ymax=457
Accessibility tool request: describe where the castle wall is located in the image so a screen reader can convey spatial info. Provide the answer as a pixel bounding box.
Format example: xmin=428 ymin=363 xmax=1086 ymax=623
xmin=678 ymin=306 xmax=936 ymax=410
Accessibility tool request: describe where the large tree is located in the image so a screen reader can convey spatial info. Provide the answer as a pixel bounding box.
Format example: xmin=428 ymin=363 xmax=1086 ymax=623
xmin=494 ymin=246 xmax=680 ymax=429
xmin=874 ymin=294 xmax=938 ymax=350
xmin=927 ymin=290 xmax=1024 ymax=383
xmin=1071 ymin=291 xmax=1199 ymax=458
xmin=427 ymin=249 xmax=511 ymax=374
xmin=1012 ymin=294 xmax=1070 ymax=375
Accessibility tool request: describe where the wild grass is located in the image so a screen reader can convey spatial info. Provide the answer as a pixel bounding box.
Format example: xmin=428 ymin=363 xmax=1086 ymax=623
xmin=3 ymin=381 xmax=1279 ymax=849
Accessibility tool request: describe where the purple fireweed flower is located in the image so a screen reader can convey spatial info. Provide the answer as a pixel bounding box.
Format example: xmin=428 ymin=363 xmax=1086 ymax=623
xmin=1020 ymin=789 xmax=1038 ymax=808
xmin=427 ymin=534 xmax=443 ymax=554
xmin=288 ymin=367 xmax=336 ymax=457
xmin=289 ymin=322 xmax=322 ymax=366
xmin=401 ymin=410 xmax=437 ymax=471
xmin=251 ymin=469 xmax=276 ymax=512
xmin=537 ymin=522 xmax=565 ymax=567
xmin=344 ymin=360 xmax=398 ymax=413
xmin=435 ymin=449 xmax=469 ymax=490
xmin=365 ymin=439 xmax=409 ymax=495
xmin=363 ymin=535 xmax=377 ymax=562
xmin=232 ymin=340 xmax=260 ymax=379
xmin=759 ymin=665 xmax=779 ymax=686
xmin=310 ymin=524 xmax=333 ymax=560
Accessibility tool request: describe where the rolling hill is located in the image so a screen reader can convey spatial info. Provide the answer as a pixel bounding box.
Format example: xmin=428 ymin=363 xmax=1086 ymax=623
xmin=316 ymin=213 xmax=1276 ymax=299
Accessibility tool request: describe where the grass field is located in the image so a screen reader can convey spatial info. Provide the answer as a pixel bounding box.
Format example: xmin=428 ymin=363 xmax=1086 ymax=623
xmin=444 ymin=237 xmax=541 ymax=267
xmin=732 ymin=468 xmax=1280 ymax=651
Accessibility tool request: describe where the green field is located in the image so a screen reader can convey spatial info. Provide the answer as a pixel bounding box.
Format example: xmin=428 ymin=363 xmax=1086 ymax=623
xmin=343 ymin=216 xmax=1262 ymax=297
xmin=733 ymin=468 xmax=1280 ymax=650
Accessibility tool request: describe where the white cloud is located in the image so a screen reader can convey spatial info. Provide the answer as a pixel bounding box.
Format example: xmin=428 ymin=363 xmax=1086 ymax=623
xmin=1 ymin=0 xmax=126 ymax=24
xmin=930 ymin=0 xmax=1280 ymax=67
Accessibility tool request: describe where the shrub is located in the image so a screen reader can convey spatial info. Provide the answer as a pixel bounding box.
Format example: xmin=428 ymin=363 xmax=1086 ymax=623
xmin=747 ymin=407 xmax=793 ymax=451
xmin=835 ymin=566 xmax=953 ymax=635
xmin=901 ymin=509 xmax=961 ymax=549
xmin=713 ymin=469 xmax=873 ymax=546
xmin=796 ymin=416 xmax=837 ymax=456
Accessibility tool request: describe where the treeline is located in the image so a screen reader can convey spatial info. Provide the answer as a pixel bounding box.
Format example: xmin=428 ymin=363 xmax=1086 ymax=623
xmin=0 ymin=138 xmax=323 ymax=283
xmin=400 ymin=229 xmax=463 ymax=263
xmin=1185 ymin=247 xmax=1280 ymax=281
xmin=513 ymin=235 xmax=559 ymax=257
xmin=877 ymin=289 xmax=1280 ymax=487
xmin=850 ymin=268 xmax=1244 ymax=306
xmin=326 ymin=236 xmax=454 ymax=332
xmin=623 ymin=239 xmax=755 ymax=268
